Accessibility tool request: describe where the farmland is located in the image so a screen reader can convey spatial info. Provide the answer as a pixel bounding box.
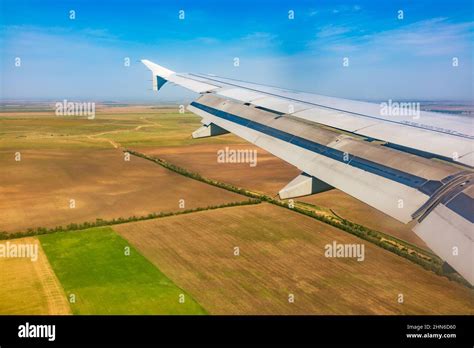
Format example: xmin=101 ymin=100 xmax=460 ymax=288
xmin=0 ymin=237 xmax=71 ymax=314
xmin=0 ymin=103 xmax=437 ymax=248
xmin=1 ymin=104 xmax=471 ymax=315
xmin=0 ymin=105 xmax=242 ymax=150
xmin=39 ymin=227 xmax=206 ymax=314
xmin=0 ymin=148 xmax=246 ymax=233
xmin=114 ymin=203 xmax=474 ymax=315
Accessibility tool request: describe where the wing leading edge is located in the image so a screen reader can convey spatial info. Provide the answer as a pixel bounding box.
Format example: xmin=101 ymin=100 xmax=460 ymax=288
xmin=142 ymin=59 xmax=474 ymax=285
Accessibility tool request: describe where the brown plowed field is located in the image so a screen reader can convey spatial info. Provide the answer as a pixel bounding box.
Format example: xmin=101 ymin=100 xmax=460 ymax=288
xmin=0 ymin=149 xmax=246 ymax=233
xmin=114 ymin=203 xmax=473 ymax=315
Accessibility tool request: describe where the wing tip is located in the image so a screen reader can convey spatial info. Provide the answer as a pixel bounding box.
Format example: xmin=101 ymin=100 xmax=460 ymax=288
xmin=141 ymin=59 xmax=175 ymax=78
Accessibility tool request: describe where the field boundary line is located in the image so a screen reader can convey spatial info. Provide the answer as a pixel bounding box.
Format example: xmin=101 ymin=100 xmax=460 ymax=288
xmin=32 ymin=239 xmax=72 ymax=315
xmin=0 ymin=200 xmax=260 ymax=240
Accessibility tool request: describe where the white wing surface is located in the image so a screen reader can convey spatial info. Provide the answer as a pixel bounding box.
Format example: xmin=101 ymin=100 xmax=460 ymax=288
xmin=142 ymin=59 xmax=474 ymax=285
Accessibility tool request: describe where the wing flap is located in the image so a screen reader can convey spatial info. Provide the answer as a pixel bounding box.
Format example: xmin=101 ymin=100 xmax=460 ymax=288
xmin=414 ymin=202 xmax=473 ymax=284
xmin=189 ymin=94 xmax=435 ymax=223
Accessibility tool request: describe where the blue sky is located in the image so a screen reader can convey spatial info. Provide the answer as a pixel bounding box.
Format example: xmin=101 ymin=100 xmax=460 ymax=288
xmin=1 ymin=0 xmax=473 ymax=102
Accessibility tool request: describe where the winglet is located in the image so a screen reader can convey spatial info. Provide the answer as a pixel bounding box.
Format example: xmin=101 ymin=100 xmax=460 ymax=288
xmin=141 ymin=59 xmax=175 ymax=91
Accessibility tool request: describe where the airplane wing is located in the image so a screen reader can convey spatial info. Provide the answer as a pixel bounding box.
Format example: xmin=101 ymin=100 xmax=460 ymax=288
xmin=141 ymin=59 xmax=474 ymax=285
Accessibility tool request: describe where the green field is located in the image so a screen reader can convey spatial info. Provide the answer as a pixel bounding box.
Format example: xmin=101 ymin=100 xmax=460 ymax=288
xmin=100 ymin=113 xmax=241 ymax=147
xmin=0 ymin=106 xmax=242 ymax=149
xmin=39 ymin=227 xmax=207 ymax=314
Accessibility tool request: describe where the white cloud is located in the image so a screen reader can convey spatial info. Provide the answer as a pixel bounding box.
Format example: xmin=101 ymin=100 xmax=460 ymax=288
xmin=371 ymin=18 xmax=474 ymax=56
xmin=308 ymin=17 xmax=474 ymax=57
xmin=316 ymin=25 xmax=353 ymax=39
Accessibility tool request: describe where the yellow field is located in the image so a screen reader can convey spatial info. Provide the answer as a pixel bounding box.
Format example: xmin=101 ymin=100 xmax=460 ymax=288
xmin=114 ymin=203 xmax=474 ymax=315
xmin=0 ymin=237 xmax=71 ymax=314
